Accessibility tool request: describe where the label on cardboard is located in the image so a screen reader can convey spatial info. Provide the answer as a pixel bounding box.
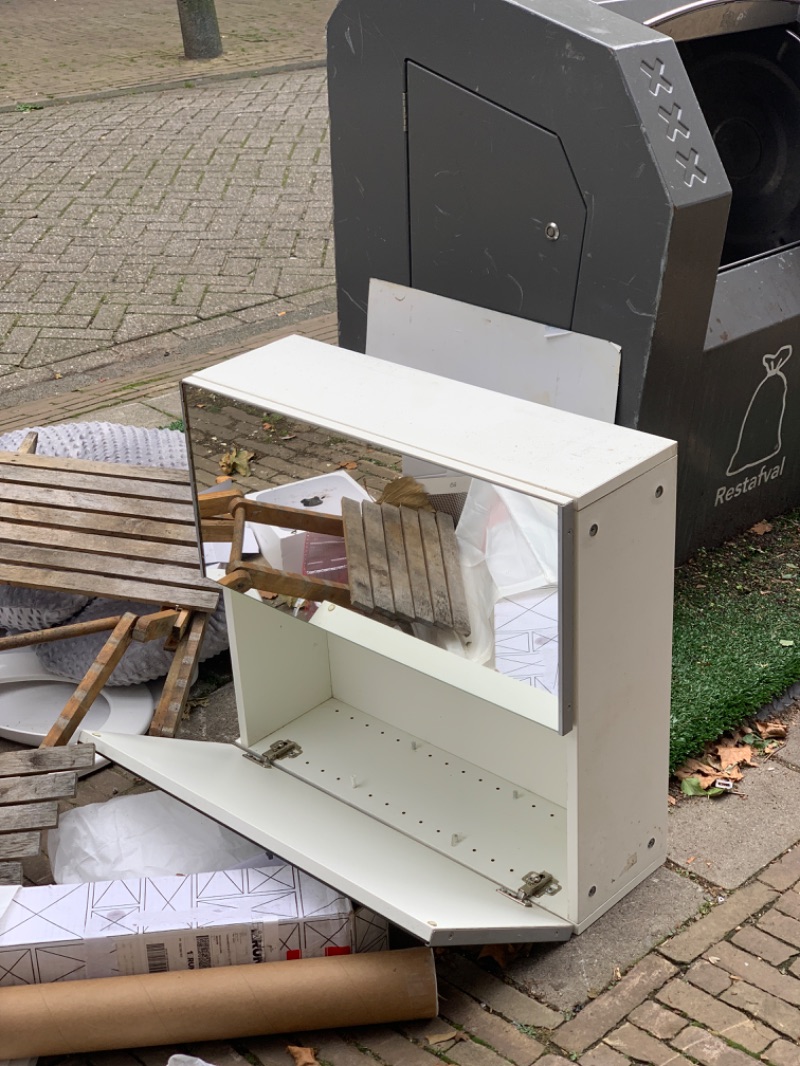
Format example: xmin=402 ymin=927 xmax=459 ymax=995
xmin=113 ymin=924 xmax=258 ymax=975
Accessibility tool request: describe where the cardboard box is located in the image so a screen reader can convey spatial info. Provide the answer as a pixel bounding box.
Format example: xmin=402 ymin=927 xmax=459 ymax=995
xmin=0 ymin=864 xmax=388 ymax=986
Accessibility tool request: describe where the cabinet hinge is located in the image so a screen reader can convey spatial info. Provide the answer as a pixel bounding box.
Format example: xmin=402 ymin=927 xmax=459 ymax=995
xmin=237 ymin=738 xmax=303 ymax=768
xmin=498 ymin=871 xmax=561 ymax=906
xmin=402 ymin=91 xmax=408 ymax=132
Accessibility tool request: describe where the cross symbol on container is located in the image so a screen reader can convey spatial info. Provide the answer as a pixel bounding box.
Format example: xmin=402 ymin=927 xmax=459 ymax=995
xmin=640 ymin=57 xmax=673 ymax=97
xmin=676 ymin=147 xmax=707 ymax=187
xmin=658 ymin=102 xmax=690 ymax=142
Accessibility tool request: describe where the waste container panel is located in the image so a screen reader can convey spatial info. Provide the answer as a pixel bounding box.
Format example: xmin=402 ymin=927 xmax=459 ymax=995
xmin=84 ymin=731 xmax=574 ymax=945
xmin=407 ymin=64 xmax=586 ymax=330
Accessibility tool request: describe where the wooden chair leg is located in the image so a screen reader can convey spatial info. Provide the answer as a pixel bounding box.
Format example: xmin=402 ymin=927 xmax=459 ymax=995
xmin=41 ymin=613 xmax=138 ymax=747
xmin=0 ymin=615 xmax=123 ymax=653
xmin=148 ymin=611 xmax=208 ymax=738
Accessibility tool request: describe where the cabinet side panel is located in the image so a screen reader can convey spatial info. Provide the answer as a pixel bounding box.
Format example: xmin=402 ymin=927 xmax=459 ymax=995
xmin=327 ymin=635 xmax=568 ymax=807
xmin=225 ymin=589 xmax=333 ymax=747
xmin=568 ymin=457 xmax=676 ymax=927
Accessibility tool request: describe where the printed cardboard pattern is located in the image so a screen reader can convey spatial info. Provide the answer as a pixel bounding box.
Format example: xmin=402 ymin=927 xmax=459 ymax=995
xmin=0 ymin=864 xmax=388 ymax=986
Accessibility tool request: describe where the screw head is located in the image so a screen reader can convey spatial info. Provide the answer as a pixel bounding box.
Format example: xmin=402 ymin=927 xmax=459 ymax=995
xmin=589 ymin=524 xmax=599 ymax=537
xmin=545 ymin=222 xmax=560 ymax=241
xmin=655 ymin=486 xmax=664 ymax=498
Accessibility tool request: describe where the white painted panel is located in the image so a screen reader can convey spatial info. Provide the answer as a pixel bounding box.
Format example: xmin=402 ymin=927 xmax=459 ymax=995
xmin=245 ymin=700 xmax=568 ymax=908
xmin=311 ymin=601 xmax=559 ymax=733
xmin=326 ymin=633 xmax=567 ymax=807
xmin=227 ymin=588 xmax=332 ymax=748
xmin=567 ymin=457 xmax=676 ymax=929
xmin=186 ymin=336 xmax=675 ymax=509
xmin=83 ymin=733 xmax=572 ymax=945
xmin=366 ymin=280 xmax=620 ymax=422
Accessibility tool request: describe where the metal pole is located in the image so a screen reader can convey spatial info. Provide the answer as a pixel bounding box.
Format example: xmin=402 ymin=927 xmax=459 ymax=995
xmin=176 ymin=0 xmax=223 ymax=60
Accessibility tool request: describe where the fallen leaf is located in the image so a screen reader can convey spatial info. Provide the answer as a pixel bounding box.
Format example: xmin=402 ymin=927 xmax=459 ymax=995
xmin=686 ymin=854 xmax=696 ymax=862
xmin=425 ymin=1029 xmax=463 ymax=1046
xmin=668 ymin=795 xmax=677 ymax=806
xmin=708 ymin=956 xmax=720 ymax=964
xmin=262 ymin=422 xmax=273 ymax=430
xmin=219 ymin=447 xmax=255 ymax=478
xmin=195 ymin=403 xmax=206 ymax=409
xmin=338 ymin=460 xmax=358 ymax=470
xmin=478 ymin=942 xmax=530 ymax=967
xmin=287 ymin=1048 xmax=319 ymax=1066
xmin=277 ymin=310 xmax=287 ymax=316
xmin=756 ymin=720 xmax=788 ymax=739
xmin=53 ymin=371 xmax=63 ymax=379
xmin=714 ymin=744 xmax=754 ymax=770
xmin=750 ymin=520 xmax=773 ymax=535
xmin=215 ymin=475 xmax=229 ymax=484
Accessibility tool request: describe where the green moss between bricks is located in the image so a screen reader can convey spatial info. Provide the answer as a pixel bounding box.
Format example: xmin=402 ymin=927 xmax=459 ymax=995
xmin=670 ymin=505 xmax=800 ymax=771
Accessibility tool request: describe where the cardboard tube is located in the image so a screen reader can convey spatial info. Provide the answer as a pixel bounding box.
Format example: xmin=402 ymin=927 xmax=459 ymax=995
xmin=1 ymin=947 xmax=437 ymax=1057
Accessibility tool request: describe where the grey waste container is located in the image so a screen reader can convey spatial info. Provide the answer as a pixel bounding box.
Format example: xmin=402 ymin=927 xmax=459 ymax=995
xmin=327 ymin=0 xmax=800 ymax=560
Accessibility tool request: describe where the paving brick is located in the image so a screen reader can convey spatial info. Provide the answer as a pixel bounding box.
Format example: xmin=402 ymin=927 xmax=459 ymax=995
xmin=628 ymin=1001 xmax=686 ymax=1040
xmin=656 ymin=977 xmax=775 ymax=1053
xmin=761 ymin=848 xmax=800 ymax=892
xmin=435 ymin=955 xmax=562 ymax=1030
xmin=447 ymin=1035 xmax=526 ymax=1066
xmin=721 ymin=981 xmax=800 ymax=1040
xmin=758 ymin=909 xmax=800 ymax=951
xmin=685 ymin=959 xmax=732 ymax=996
xmin=530 ymin=1059 xmax=570 ymax=1066
xmin=605 ymin=1023 xmax=690 ymax=1065
xmin=437 ymin=980 xmax=546 ymax=1066
xmin=775 ymin=887 xmax=800 ymax=921
xmin=671 ymin=1026 xmax=761 ymax=1066
xmin=579 ymin=1047 xmax=629 ymax=1066
xmin=763 ymin=1039 xmax=800 ymax=1066
xmin=351 ymin=1029 xmax=438 ymax=1066
xmin=659 ymin=882 xmax=777 ymax=963
xmin=552 ymin=956 xmax=677 ymax=1054
xmin=732 ymin=924 xmax=797 ymax=965
xmin=708 ymin=941 xmax=800 ymax=1006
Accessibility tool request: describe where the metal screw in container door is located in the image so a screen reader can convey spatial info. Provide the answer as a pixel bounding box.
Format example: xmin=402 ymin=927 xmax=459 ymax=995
xmin=545 ymin=222 xmax=560 ymax=241
xmin=589 ymin=524 xmax=598 ymax=537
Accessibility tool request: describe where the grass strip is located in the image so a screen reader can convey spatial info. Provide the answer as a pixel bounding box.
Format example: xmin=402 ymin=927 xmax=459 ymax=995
xmin=670 ymin=507 xmax=800 ymax=770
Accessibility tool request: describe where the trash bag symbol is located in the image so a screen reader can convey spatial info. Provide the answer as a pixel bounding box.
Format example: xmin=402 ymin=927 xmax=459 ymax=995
xmin=727 ymin=345 xmax=792 ymax=477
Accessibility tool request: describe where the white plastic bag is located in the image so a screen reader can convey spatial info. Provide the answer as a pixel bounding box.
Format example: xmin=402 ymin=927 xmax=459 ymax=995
xmin=48 ymin=791 xmax=269 ymax=883
xmin=168 ymin=1058 xmax=214 ymax=1066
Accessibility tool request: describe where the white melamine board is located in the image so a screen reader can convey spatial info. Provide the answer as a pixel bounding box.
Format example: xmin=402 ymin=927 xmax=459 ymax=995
xmin=567 ymin=459 xmax=676 ymax=930
xmin=186 ymin=336 xmax=675 ymax=509
xmin=226 ymin=587 xmax=332 ymax=747
xmin=366 ymin=280 xmax=621 ymax=423
xmin=83 ymin=733 xmax=572 ymax=944
xmin=326 ymin=631 xmax=567 ymax=805
xmin=312 ymin=601 xmax=560 ymax=733
xmin=245 ymin=700 xmax=568 ymax=907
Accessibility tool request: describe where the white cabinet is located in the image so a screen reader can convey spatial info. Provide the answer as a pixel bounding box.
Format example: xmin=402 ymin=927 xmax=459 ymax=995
xmin=87 ymin=335 xmax=676 ymax=944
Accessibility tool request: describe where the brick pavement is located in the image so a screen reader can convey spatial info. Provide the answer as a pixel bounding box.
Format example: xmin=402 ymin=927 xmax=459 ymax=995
xmin=0 ymin=0 xmax=333 ymax=107
xmin=0 ymin=67 xmax=335 ymax=406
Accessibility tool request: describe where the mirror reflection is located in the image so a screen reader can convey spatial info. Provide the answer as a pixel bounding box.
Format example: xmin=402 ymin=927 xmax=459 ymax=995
xmin=183 ymin=384 xmax=560 ymax=697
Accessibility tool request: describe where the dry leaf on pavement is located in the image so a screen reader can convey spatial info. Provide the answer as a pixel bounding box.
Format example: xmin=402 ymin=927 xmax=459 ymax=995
xmin=714 ymin=744 xmax=754 ymax=770
xmin=750 ymin=520 xmax=773 ymax=535
xmin=287 ymin=1047 xmax=320 ymax=1066
xmin=756 ymin=719 xmax=788 ymax=739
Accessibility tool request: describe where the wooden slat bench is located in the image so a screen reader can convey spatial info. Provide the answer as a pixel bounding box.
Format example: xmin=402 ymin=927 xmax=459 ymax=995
xmin=0 ymin=433 xmax=219 ymax=743
xmin=0 ymin=745 xmax=95 ymax=885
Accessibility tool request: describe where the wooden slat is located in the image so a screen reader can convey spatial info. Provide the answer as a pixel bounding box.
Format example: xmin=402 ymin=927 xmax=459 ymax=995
xmin=0 ymin=481 xmax=191 ymax=523
xmin=0 ymin=500 xmax=196 ymax=545
xmin=197 ymin=487 xmax=244 ymax=518
xmin=0 ymin=463 xmax=193 ymax=502
xmin=0 ymin=562 xmax=219 ymax=612
xmin=0 ymin=862 xmax=23 ymax=885
xmin=0 ymin=451 xmax=191 ymax=484
xmin=341 ymin=497 xmax=373 ymax=612
xmin=0 ymin=745 xmax=95 ymax=777
xmin=201 ymin=517 xmax=234 ymax=542
xmin=0 ymin=801 xmax=59 ymax=833
xmin=0 ymin=771 xmax=78 ymax=805
xmin=132 ymin=609 xmax=179 ymax=643
xmin=381 ymin=504 xmax=415 ymax=622
xmin=399 ymin=507 xmax=434 ymax=625
xmin=18 ymin=432 xmax=38 ymax=455
xmin=239 ymin=559 xmax=351 ymax=606
xmin=238 ymin=498 xmax=345 ymax=537
xmin=0 ymin=831 xmax=41 ymax=860
xmin=437 ymin=511 xmax=471 ymax=637
xmin=149 ymin=612 xmax=208 ymax=738
xmin=0 ymin=615 xmax=123 ymax=652
xmin=217 ymin=568 xmax=254 ymax=593
xmin=165 ymin=609 xmax=192 ymax=650
xmin=0 ymin=518 xmax=199 ymax=567
xmin=362 ymin=502 xmax=394 ymax=615
xmin=0 ymin=540 xmax=204 ymax=590
xmin=419 ymin=510 xmax=453 ymax=630
xmin=42 ymin=614 xmax=138 ymax=747
xmin=227 ymin=500 xmax=247 ymax=573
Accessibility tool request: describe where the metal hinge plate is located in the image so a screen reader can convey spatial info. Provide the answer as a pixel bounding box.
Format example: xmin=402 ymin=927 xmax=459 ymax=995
xmin=498 ymin=870 xmax=561 ymax=907
xmin=237 ymin=738 xmax=303 ymax=768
